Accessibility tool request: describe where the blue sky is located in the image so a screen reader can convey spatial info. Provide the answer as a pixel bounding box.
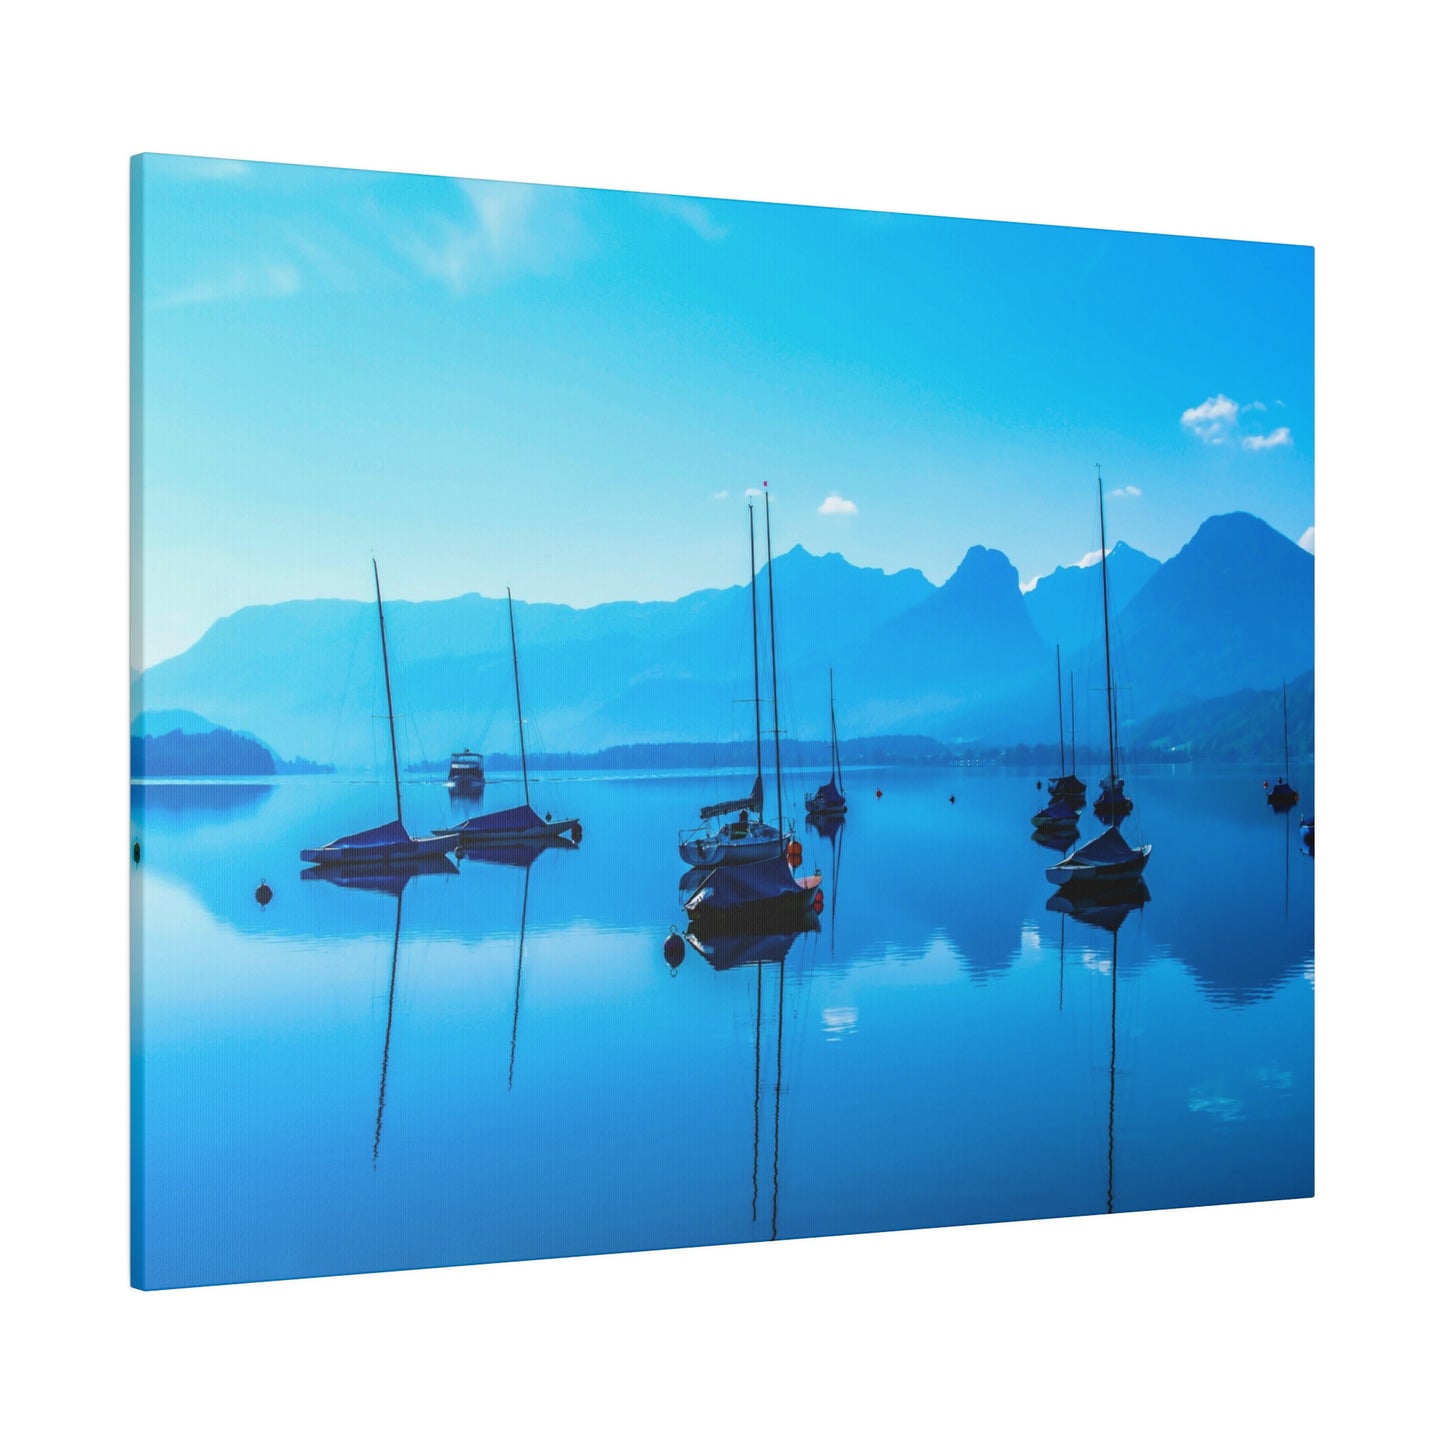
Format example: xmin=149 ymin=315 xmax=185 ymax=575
xmin=132 ymin=154 xmax=1313 ymax=666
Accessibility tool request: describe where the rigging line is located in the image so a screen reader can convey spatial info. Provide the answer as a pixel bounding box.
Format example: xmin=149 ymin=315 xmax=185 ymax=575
xmin=771 ymin=954 xmax=786 ymax=1242
xmin=372 ymin=888 xmax=404 ymax=1169
xmin=508 ymin=863 xmax=531 ymax=1091
xmin=752 ymin=962 xmax=762 ymax=1225
xmin=1107 ymin=926 xmax=1119 ymax=1215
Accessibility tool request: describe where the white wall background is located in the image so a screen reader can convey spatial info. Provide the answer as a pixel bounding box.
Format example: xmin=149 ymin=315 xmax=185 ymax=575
xmin=1 ymin=3 xmax=1435 ymax=1439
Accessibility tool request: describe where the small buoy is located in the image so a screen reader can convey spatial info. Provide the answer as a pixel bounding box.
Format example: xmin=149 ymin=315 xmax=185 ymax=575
xmin=132 ymin=840 xmax=141 ymax=865
xmin=786 ymin=839 xmax=803 ymax=865
xmin=255 ymin=881 xmax=273 ymax=908
xmin=663 ymin=931 xmax=685 ymax=969
xmin=949 ymin=794 xmax=955 ymax=804
xmin=812 ymin=891 xmax=825 ymax=914
xmin=1036 ymin=780 xmax=1042 ymax=791
xmin=875 ymin=788 xmax=882 ymax=799
xmin=545 ymin=812 xmax=552 ymax=822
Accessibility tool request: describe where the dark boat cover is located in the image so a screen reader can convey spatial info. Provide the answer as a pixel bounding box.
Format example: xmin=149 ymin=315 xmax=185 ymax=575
xmin=1066 ymin=826 xmax=1140 ymax=866
xmin=1033 ymin=800 xmax=1081 ymax=826
xmin=808 ymin=778 xmax=845 ymax=809
xmin=328 ymin=818 xmax=413 ymax=849
xmin=685 ymin=853 xmax=809 ymax=912
xmin=456 ymin=803 xmax=550 ymax=837
xmin=700 ymin=774 xmax=764 ymax=822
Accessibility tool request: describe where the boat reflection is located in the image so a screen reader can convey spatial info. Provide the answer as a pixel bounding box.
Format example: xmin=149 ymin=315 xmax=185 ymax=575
xmin=455 ymin=835 xmax=578 ymax=869
xmin=683 ymin=924 xmax=816 ymax=1238
xmin=1048 ymin=878 xmax=1147 ymax=1213
xmin=301 ymin=854 xmax=458 ymax=1167
xmin=300 ymin=853 xmax=459 ymax=895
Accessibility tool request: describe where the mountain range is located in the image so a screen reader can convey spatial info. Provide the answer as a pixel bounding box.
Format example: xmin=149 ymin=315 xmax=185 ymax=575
xmin=132 ymin=511 xmax=1313 ymax=767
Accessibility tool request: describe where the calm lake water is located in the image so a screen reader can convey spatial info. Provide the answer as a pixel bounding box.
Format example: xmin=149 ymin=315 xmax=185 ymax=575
xmin=130 ymin=764 xmax=1314 ymax=1289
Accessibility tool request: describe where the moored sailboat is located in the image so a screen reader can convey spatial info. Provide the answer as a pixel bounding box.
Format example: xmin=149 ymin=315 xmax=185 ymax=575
xmin=1046 ymin=473 xmax=1150 ymax=890
xmin=1033 ymin=644 xmax=1083 ymax=832
xmin=1088 ymin=474 xmax=1133 ymax=822
xmin=679 ymin=499 xmax=793 ymax=866
xmin=681 ymin=488 xmax=820 ymax=926
xmin=1046 ymin=647 xmax=1087 ymax=807
xmin=300 ymin=562 xmax=459 ymax=868
xmin=1266 ymin=681 xmax=1300 ymax=811
xmin=805 ymin=669 xmax=847 ymax=819
xmin=441 ymin=588 xmax=581 ymax=851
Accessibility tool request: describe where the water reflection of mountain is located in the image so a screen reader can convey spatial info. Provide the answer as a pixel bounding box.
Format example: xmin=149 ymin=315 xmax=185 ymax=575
xmin=132 ymin=781 xmax=274 ymax=824
xmin=131 ymin=772 xmax=1310 ymax=1008
xmin=1139 ymin=793 xmax=1312 ymax=1007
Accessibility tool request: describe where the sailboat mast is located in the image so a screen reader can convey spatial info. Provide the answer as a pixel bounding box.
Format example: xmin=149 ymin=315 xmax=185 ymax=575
xmin=764 ymin=489 xmax=784 ymax=849
xmin=749 ymin=503 xmax=763 ymax=801
xmin=1055 ymin=644 xmax=1065 ymax=778
xmin=1097 ymin=470 xmax=1118 ymax=787
xmin=507 ymin=588 xmax=529 ymax=809
xmin=373 ymin=559 xmax=404 ymax=827
xmin=829 ymin=667 xmax=839 ymax=784
xmin=1070 ymin=671 xmax=1077 ymax=776
xmin=1282 ymin=681 xmax=1290 ymax=778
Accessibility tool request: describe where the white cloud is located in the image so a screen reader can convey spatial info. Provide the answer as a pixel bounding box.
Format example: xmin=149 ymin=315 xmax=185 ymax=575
xmin=1242 ymin=426 xmax=1293 ymax=451
xmin=711 ymin=490 xmax=730 ymax=500
xmin=394 ymin=179 xmax=589 ymax=294
xmin=652 ymin=195 xmax=729 ymax=242
xmin=154 ymin=260 xmax=301 ymax=309
xmin=1181 ymin=393 xmax=1240 ymax=443
xmin=818 ymin=493 xmax=858 ymax=516
xmin=1110 ymin=485 xmax=1142 ymax=498
xmin=1242 ymin=400 xmax=1266 ymax=413
xmin=744 ymin=487 xmax=764 ymax=497
xmin=1298 ymin=525 xmax=1315 ymax=553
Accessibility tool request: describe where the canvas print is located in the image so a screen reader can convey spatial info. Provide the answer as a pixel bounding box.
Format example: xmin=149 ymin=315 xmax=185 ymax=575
xmin=130 ymin=154 xmax=1314 ymax=1290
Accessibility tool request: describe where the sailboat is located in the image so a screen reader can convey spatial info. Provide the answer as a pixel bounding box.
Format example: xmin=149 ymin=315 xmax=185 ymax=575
xmin=1265 ymin=681 xmax=1300 ymax=811
xmin=1048 ymin=658 xmax=1087 ymax=805
xmin=1086 ymin=476 xmax=1134 ymax=822
xmin=682 ymin=489 xmax=822 ymax=926
xmin=441 ymin=588 xmax=581 ymax=851
xmin=301 ymin=562 xmax=459 ymax=867
xmin=1033 ymin=644 xmax=1083 ymax=831
xmin=805 ymin=669 xmax=847 ymax=819
xmin=679 ymin=500 xmax=793 ymax=867
xmin=1046 ymin=475 xmax=1150 ymax=890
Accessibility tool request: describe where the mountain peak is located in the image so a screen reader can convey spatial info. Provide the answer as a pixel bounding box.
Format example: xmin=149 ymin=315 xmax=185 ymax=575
xmin=946 ymin=544 xmax=1021 ymax=591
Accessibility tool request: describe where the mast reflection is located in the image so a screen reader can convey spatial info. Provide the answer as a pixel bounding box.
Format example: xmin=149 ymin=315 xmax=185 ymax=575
xmin=301 ymin=854 xmax=460 ymax=1168
xmin=685 ymin=919 xmax=820 ymax=1238
xmin=1048 ymin=880 xmax=1148 ymax=1213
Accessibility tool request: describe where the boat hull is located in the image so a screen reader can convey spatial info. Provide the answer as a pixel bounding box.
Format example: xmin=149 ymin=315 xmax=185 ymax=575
xmin=678 ymin=824 xmax=790 ymax=867
xmin=1045 ymin=843 xmax=1151 ymax=888
xmin=684 ymin=877 xmax=823 ymax=929
xmin=301 ymin=830 xmax=458 ymax=866
xmin=444 ymin=818 xmax=581 ymax=847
